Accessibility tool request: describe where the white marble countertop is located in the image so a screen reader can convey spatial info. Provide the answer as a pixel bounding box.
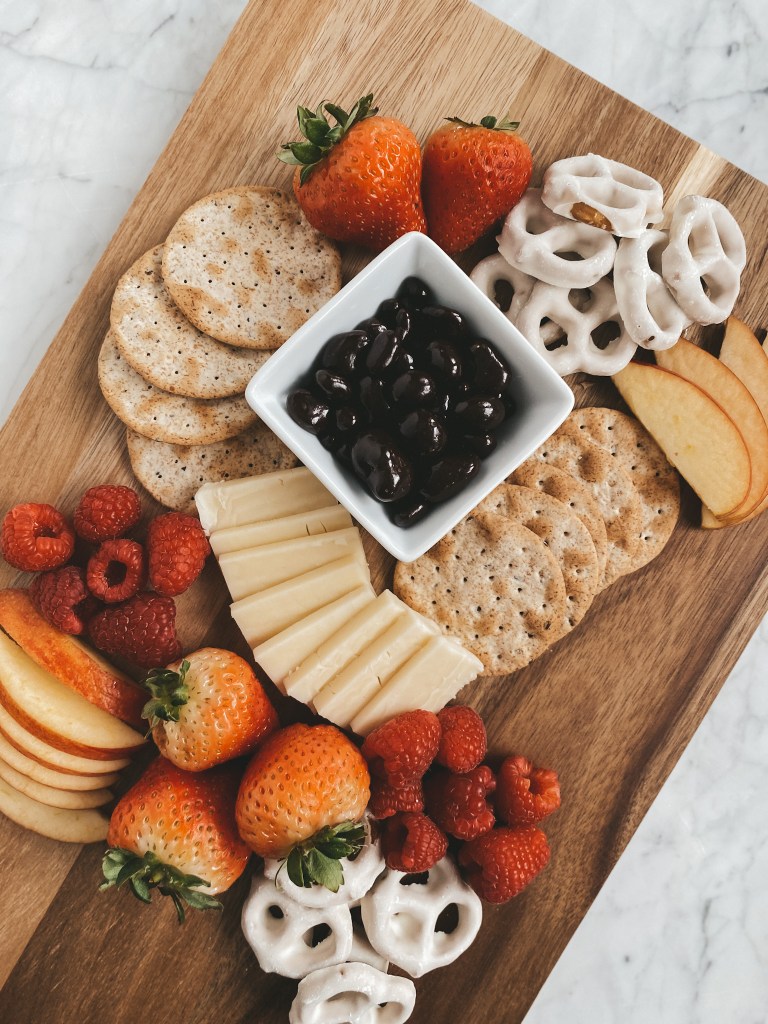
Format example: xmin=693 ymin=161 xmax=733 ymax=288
xmin=1 ymin=1 xmax=767 ymax=1021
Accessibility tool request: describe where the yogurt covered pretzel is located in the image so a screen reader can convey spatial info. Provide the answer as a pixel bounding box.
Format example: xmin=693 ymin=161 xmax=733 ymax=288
xmin=469 ymin=252 xmax=536 ymax=322
xmin=241 ymin=873 xmax=353 ymax=978
xmin=360 ymin=858 xmax=482 ymax=978
xmin=542 ymin=153 xmax=664 ymax=237
xmin=514 ymin=277 xmax=636 ymax=376
xmin=661 ymin=194 xmax=746 ymax=325
xmin=614 ymin=229 xmax=691 ymax=349
xmin=497 ymin=189 xmax=617 ymax=289
xmin=289 ymin=963 xmax=416 ymax=1024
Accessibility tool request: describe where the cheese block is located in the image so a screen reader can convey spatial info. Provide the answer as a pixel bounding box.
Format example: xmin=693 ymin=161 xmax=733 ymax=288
xmin=210 ymin=504 xmax=352 ymax=556
xmin=196 ymin=468 xmax=336 ymax=533
xmin=230 ymin=555 xmax=371 ymax=648
xmin=219 ymin=528 xmax=367 ymax=602
xmin=284 ymin=591 xmax=407 ymax=705
xmin=313 ymin=613 xmax=440 ymax=727
xmin=254 ymin=586 xmax=376 ymax=689
xmin=350 ymin=636 xmax=484 ymax=736
xmin=0 ymin=755 xmax=113 ymax=810
xmin=0 ymin=774 xmax=109 ymax=844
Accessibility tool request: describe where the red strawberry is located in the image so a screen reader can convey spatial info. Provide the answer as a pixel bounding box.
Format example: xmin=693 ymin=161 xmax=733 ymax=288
xmin=74 ymin=485 xmax=141 ymax=542
xmin=89 ymin=591 xmax=181 ymax=669
xmin=380 ymin=812 xmax=447 ymax=872
xmin=422 ymin=115 xmax=533 ymax=253
xmin=147 ymin=513 xmax=210 ymax=597
xmin=436 ymin=705 xmax=486 ymax=773
xmin=280 ymin=94 xmax=427 ymax=253
xmin=458 ymin=825 xmax=550 ymax=904
xmin=361 ymin=710 xmax=441 ymax=787
xmin=368 ymin=776 xmax=424 ymax=819
xmin=29 ymin=566 xmax=96 ymax=635
xmin=87 ymin=539 xmax=146 ymax=603
xmin=101 ymin=757 xmax=250 ymax=922
xmin=143 ymin=648 xmax=278 ymax=772
xmin=495 ymin=755 xmax=561 ymax=827
xmin=1 ymin=502 xmax=74 ymax=572
xmin=424 ymin=765 xmax=496 ymax=841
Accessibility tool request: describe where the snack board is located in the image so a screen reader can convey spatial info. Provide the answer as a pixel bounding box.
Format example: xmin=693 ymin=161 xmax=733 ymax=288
xmin=1 ymin=0 xmax=767 ymax=1020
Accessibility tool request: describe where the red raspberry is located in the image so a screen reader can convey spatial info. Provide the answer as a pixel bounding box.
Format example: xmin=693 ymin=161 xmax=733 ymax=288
xmin=74 ymin=485 xmax=141 ymax=543
xmin=380 ymin=812 xmax=448 ymax=872
xmin=369 ymin=777 xmax=424 ymax=819
xmin=1 ymin=503 xmax=74 ymax=572
xmin=147 ymin=513 xmax=210 ymax=597
xmin=87 ymin=539 xmax=146 ymax=604
xmin=495 ymin=756 xmax=561 ymax=827
xmin=89 ymin=592 xmax=181 ymax=670
xmin=458 ymin=825 xmax=550 ymax=904
xmin=29 ymin=566 xmax=97 ymax=635
xmin=424 ymin=765 xmax=496 ymax=840
xmin=361 ymin=710 xmax=441 ymax=787
xmin=436 ymin=705 xmax=486 ymax=773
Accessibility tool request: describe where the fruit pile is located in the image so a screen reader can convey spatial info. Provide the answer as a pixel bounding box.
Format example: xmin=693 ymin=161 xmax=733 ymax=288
xmin=0 ymin=485 xmax=210 ymax=670
xmin=363 ymin=706 xmax=559 ymax=904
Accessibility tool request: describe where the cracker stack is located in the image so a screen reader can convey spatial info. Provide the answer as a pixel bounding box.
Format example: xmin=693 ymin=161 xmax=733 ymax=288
xmin=395 ymin=407 xmax=680 ymax=676
xmin=98 ymin=186 xmax=342 ymax=512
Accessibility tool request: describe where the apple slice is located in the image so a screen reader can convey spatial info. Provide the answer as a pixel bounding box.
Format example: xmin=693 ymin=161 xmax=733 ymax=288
xmin=0 ymin=729 xmax=120 ymax=791
xmin=0 ymin=755 xmax=112 ymax=810
xmin=612 ymin=362 xmax=751 ymax=518
xmin=656 ymin=339 xmax=768 ymax=520
xmin=0 ymin=774 xmax=108 ymax=843
xmin=0 ymin=704 xmax=129 ymax=776
xmin=0 ymin=632 xmax=145 ymax=760
xmin=0 ymin=589 xmax=146 ymax=728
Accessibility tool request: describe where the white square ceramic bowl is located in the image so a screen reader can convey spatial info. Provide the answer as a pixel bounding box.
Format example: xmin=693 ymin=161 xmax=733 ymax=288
xmin=246 ymin=232 xmax=573 ymax=562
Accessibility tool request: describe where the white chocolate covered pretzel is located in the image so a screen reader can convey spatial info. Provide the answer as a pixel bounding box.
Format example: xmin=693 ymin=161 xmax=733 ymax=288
xmin=241 ymin=874 xmax=353 ymax=979
xmin=661 ymin=195 xmax=746 ymax=325
xmin=469 ymin=252 xmax=536 ymax=323
xmin=514 ymin=277 xmax=637 ymax=376
xmin=498 ymin=189 xmax=617 ymax=289
xmin=360 ymin=858 xmax=482 ymax=978
xmin=542 ymin=153 xmax=664 ymax=237
xmin=289 ymin=963 xmax=416 ymax=1024
xmin=614 ymin=230 xmax=691 ymax=349
xmin=263 ymin=816 xmax=384 ymax=909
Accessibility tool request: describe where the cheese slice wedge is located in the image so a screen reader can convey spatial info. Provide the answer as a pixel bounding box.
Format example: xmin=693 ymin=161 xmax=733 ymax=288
xmin=254 ymin=586 xmax=376 ymax=690
xmin=230 ymin=556 xmax=371 ymax=648
xmin=313 ymin=612 xmax=440 ymax=727
xmin=350 ymin=636 xmax=483 ymax=736
xmin=196 ymin=468 xmax=336 ymax=533
xmin=210 ymin=505 xmax=352 ymax=556
xmin=284 ymin=591 xmax=407 ymax=705
xmin=219 ymin=528 xmax=367 ymax=602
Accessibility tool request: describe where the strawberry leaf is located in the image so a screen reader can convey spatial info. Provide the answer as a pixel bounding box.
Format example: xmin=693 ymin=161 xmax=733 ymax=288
xmin=100 ymin=847 xmax=221 ymax=924
xmin=141 ymin=660 xmax=190 ymax=730
xmin=276 ymin=819 xmax=367 ymax=892
xmin=278 ymin=94 xmax=378 ymax=184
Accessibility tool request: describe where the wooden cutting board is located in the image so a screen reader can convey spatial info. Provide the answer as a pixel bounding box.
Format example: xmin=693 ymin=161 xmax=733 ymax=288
xmin=1 ymin=0 xmax=766 ymax=1021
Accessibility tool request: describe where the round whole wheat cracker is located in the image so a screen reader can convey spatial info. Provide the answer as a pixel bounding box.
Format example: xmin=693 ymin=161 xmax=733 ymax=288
xmin=394 ymin=509 xmax=568 ymax=675
xmin=98 ymin=330 xmax=257 ymax=445
xmin=161 ymin=186 xmax=341 ymax=349
xmin=509 ymin=461 xmax=609 ymax=582
xmin=127 ymin=425 xmax=299 ymax=513
xmin=559 ymin=407 xmax=680 ymax=571
xmin=477 ymin=483 xmax=599 ymax=631
xmin=111 ymin=245 xmax=271 ymax=398
xmin=526 ymin=428 xmax=643 ymax=587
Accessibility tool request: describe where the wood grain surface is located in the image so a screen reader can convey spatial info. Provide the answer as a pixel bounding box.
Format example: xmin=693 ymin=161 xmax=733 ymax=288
xmin=1 ymin=0 xmax=767 ymax=1021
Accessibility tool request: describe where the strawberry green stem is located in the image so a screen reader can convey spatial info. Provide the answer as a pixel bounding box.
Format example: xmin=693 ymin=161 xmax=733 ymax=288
xmin=445 ymin=115 xmax=520 ymax=132
xmin=141 ymin=659 xmax=190 ymax=732
xmin=279 ymin=820 xmax=367 ymax=893
xmin=100 ymin=847 xmax=221 ymax=924
xmin=278 ymin=94 xmax=378 ymax=185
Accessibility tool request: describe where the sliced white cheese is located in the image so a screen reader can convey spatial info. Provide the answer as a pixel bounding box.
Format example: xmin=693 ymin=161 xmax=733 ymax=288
xmin=210 ymin=504 xmax=352 ymax=556
xmin=219 ymin=528 xmax=367 ymax=602
xmin=284 ymin=591 xmax=407 ymax=705
xmin=195 ymin=467 xmax=335 ymax=533
xmin=254 ymin=586 xmax=377 ymax=691
xmin=313 ymin=613 xmax=440 ymax=727
xmin=350 ymin=636 xmax=483 ymax=736
xmin=230 ymin=556 xmax=371 ymax=648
